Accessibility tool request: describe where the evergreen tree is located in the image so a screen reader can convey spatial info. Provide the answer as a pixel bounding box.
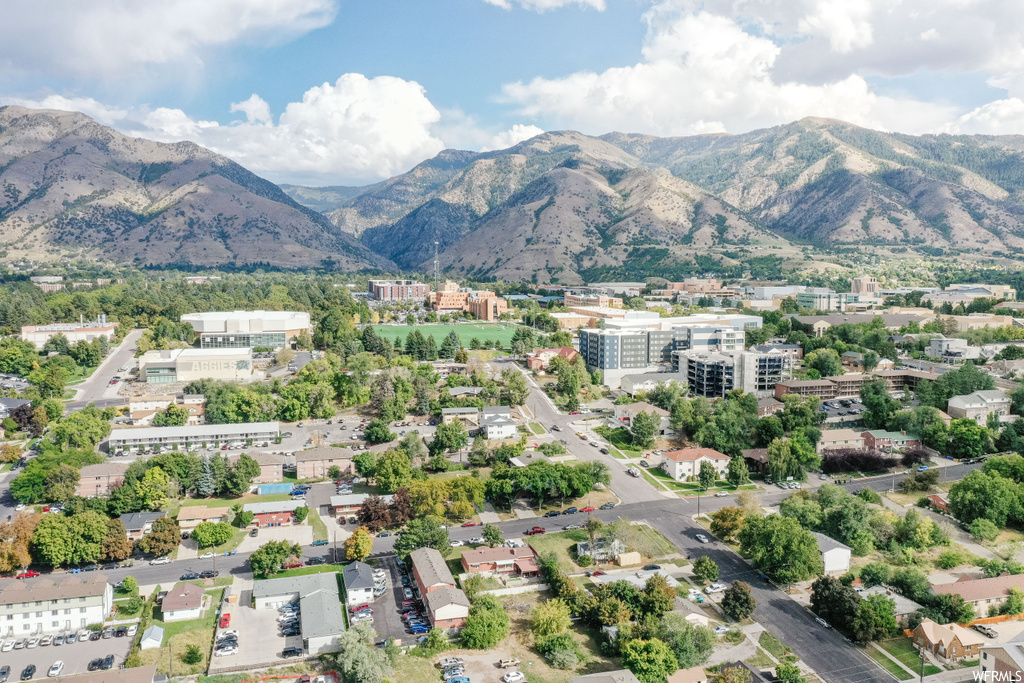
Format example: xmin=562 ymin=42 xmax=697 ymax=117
xmin=197 ymin=457 xmax=215 ymax=497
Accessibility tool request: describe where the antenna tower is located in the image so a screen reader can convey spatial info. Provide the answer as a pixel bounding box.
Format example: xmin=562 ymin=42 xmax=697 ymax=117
xmin=433 ymin=241 xmax=440 ymax=292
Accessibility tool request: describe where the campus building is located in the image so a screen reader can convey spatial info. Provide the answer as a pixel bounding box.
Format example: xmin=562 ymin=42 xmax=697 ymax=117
xmin=674 ymin=348 xmax=790 ymax=398
xmin=467 ymin=292 xmax=508 ymax=321
xmin=367 ymin=280 xmax=430 ymax=302
xmin=20 ymin=316 xmax=119 ymax=350
xmin=181 ymin=310 xmax=312 ymax=349
xmin=796 ymin=288 xmax=860 ymax=312
xmin=138 ymin=348 xmax=253 ymax=384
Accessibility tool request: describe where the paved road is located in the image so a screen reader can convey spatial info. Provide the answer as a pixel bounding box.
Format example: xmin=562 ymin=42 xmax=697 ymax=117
xmin=66 ymin=329 xmax=143 ymax=410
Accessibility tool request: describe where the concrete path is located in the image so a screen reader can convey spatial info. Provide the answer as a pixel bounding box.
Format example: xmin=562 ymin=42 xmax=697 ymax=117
xmin=478 ymin=503 xmax=501 ymax=524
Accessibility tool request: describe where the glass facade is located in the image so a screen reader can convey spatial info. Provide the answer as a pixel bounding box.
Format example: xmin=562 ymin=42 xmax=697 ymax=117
xmin=200 ymin=332 xmax=287 ymax=349
xmin=144 ymin=367 xmax=177 ymax=383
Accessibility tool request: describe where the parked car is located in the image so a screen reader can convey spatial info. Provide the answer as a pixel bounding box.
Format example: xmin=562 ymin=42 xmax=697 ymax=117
xmin=525 ymin=527 xmax=546 ymax=535
xmin=439 ymin=658 xmax=465 ymax=668
xmin=312 ymin=539 xmax=329 ymax=546
xmin=20 ymin=666 xmax=35 ymax=682
xmin=543 ymin=510 xmax=560 ymax=518
xmin=181 ymin=572 xmax=200 ymax=580
xmin=219 ymin=614 xmax=231 ymax=628
xmin=150 ymin=556 xmax=170 ymax=565
xmin=715 ymin=491 xmax=728 ymax=497
xmin=600 ymin=502 xmax=616 ymax=509
xmin=282 ymin=647 xmax=304 ymax=658
xmin=200 ymin=570 xmax=219 ymax=579
xmin=499 ymin=658 xmax=521 ymax=668
xmin=502 ymin=672 xmax=526 ymax=683
xmin=15 ymin=570 xmax=40 ymax=579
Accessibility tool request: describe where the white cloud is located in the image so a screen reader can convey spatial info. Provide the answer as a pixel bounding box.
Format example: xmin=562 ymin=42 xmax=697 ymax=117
xmin=0 ymin=95 xmax=127 ymax=125
xmin=796 ymin=0 xmax=873 ymax=53
xmin=954 ymin=98 xmax=1024 ymax=134
xmin=502 ymin=6 xmax=960 ymax=136
xmin=0 ymin=0 xmax=336 ymax=79
xmin=230 ymin=95 xmax=273 ymax=125
xmin=481 ymin=124 xmax=546 ymax=151
xmin=483 ymin=0 xmax=605 ymax=10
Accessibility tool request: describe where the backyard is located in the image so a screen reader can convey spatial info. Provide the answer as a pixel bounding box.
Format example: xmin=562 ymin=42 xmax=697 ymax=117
xmin=137 ymin=586 xmax=226 ymax=675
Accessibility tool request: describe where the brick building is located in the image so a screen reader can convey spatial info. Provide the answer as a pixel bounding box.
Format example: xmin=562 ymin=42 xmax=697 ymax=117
xmin=75 ymin=462 xmax=129 ymax=497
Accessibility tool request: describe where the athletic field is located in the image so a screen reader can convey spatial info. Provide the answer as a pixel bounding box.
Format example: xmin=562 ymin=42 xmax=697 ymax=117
xmin=377 ymin=322 xmax=525 ymax=349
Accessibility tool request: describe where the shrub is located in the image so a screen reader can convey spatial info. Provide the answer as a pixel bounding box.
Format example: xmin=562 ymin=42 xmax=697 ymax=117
xmin=577 ymin=554 xmax=593 ymax=567
xmin=936 ymin=550 xmax=964 ymax=570
xmin=183 ymin=645 xmax=203 ymax=665
xmin=970 ymin=518 xmax=1000 ymax=543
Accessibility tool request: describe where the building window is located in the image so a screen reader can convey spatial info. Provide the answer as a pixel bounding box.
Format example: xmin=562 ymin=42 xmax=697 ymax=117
xmin=79 ymin=608 xmax=86 ymax=614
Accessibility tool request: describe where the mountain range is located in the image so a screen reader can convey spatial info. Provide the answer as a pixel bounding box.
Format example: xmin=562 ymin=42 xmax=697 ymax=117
xmin=6 ymin=105 xmax=1024 ymax=281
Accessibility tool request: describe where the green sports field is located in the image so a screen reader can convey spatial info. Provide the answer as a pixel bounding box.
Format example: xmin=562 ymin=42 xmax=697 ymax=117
xmin=377 ymin=322 xmax=526 ymax=349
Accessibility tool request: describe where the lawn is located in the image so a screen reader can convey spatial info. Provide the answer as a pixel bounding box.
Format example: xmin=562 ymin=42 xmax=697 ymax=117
xmin=309 ymin=508 xmax=329 ymax=542
xmin=606 ymin=446 xmax=630 ymax=461
xmin=863 ymin=646 xmax=914 ymax=681
xmin=528 ymin=423 xmax=546 ymax=435
xmin=274 ymin=563 xmax=346 ymax=579
xmin=593 ymin=426 xmax=643 ymax=457
xmin=759 ymin=631 xmax=790 ymax=659
xmin=138 ymin=586 xmax=226 ymax=675
xmin=525 ymin=529 xmax=590 ymax=569
xmin=376 ymin=322 xmax=527 ymax=350
xmin=878 ymin=638 xmax=942 ymax=676
xmin=627 ymin=524 xmax=678 ymax=559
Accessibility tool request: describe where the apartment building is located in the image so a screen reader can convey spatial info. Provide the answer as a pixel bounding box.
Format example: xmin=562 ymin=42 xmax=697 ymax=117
xmin=774 ymin=369 xmax=940 ymax=400
xmin=109 ymin=421 xmax=279 ymax=453
xmin=0 ymin=575 xmax=113 ymax=636
xmin=138 ymin=348 xmax=253 ymax=384
xmin=75 ymin=462 xmax=129 ymax=497
xmin=947 ymin=390 xmax=1012 ymax=425
xmin=295 ymin=446 xmax=355 ymax=479
xmin=675 ymin=349 xmax=788 ymax=398
xmin=862 ymin=430 xmax=920 ymax=451
xmin=181 ymin=310 xmax=312 ymax=349
xmin=481 ymin=406 xmax=516 ymax=440
xmin=442 ymin=407 xmax=480 ymax=427
xmin=228 ymin=452 xmax=285 ymax=483
xmin=20 ymin=316 xmax=119 ymax=350
xmin=128 ymin=394 xmax=206 ymax=426
xmin=927 ymin=337 xmax=981 ymax=362
xmin=368 ymin=279 xmax=430 ymax=301
xmin=979 ymin=633 xmax=1024 ymax=679
xmin=816 ymin=429 xmax=865 ymax=453
xmin=563 ymin=293 xmax=623 ymax=308
xmin=932 ymin=574 xmax=1024 ymax=614
xmin=331 ymin=493 xmax=394 ymax=516
xmin=467 ymin=291 xmax=508 ymax=321
xmin=243 ymin=500 xmax=307 ymax=527
xmin=659 ymin=448 xmax=730 ymax=481
xmin=410 ymin=547 xmax=469 ymax=631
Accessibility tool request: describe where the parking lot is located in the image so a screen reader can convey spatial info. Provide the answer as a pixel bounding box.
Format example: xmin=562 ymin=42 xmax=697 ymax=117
xmin=0 ymin=632 xmax=131 ymax=680
xmin=207 ymin=589 xmax=303 ymax=672
xmin=368 ymin=556 xmax=410 ymax=644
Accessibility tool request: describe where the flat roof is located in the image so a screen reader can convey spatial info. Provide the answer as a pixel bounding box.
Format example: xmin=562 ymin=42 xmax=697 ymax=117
xmin=109 ymin=421 xmax=279 ymax=440
xmin=252 ymin=572 xmax=345 ymax=641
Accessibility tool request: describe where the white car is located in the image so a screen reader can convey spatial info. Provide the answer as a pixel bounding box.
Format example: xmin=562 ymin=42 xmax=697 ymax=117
xmin=150 ymin=556 xmax=171 ymax=565
xmin=48 ymin=661 xmax=64 ymax=677
xmin=503 ymin=672 xmax=526 ymax=683
xmin=696 ymin=534 xmax=709 ymax=543
xmin=449 ymin=540 xmax=464 ymax=547
xmin=469 ymin=537 xmax=484 ymax=544
xmin=200 ymin=552 xmax=216 ymax=559
xmin=0 ymin=639 xmax=12 ymax=652
xmin=713 ymin=626 xmax=729 ymax=635
xmin=705 ymin=584 xmax=726 ymax=594
xmin=15 ymin=504 xmax=25 ymax=511
xmin=220 ymin=630 xmax=239 ymax=639
xmin=215 ymin=647 xmax=238 ymax=657
xmin=715 ymin=491 xmax=728 ymax=497
xmin=26 ymin=637 xmax=39 ymax=648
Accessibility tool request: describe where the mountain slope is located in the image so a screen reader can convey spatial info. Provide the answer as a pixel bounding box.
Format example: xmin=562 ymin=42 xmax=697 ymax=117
xmin=0 ymin=106 xmax=391 ymax=270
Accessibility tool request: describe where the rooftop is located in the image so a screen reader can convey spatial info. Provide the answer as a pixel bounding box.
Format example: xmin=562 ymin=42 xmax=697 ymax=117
xmin=331 ymin=493 xmax=394 ymax=507
xmin=423 ymin=585 xmax=471 ymax=612
xmin=410 ymin=547 xmax=455 ymax=588
xmin=79 ymin=462 xmax=130 ymax=477
xmin=242 ymin=500 xmax=307 ymax=515
xmin=616 ymin=401 xmax=669 ymax=417
xmin=932 ymin=573 xmax=1024 ymax=602
xmin=570 ymin=671 xmax=643 ymax=683
xmin=161 ymin=582 xmax=205 ymax=612
xmin=119 ymin=511 xmax=166 ymax=531
xmin=462 ymin=546 xmax=537 ymax=565
xmin=294 ymin=445 xmax=354 ymax=463
xmin=252 ymin=572 xmax=345 ymax=641
xmin=109 ymin=421 xmax=280 ymax=440
xmin=342 ymin=561 xmax=375 ymax=591
xmin=176 ymin=505 xmax=230 ymax=521
xmin=811 ymin=532 xmax=851 ymax=553
xmin=662 ymin=448 xmax=729 ymax=462
xmin=0 ymin=575 xmax=109 ymax=605
xmin=441 ymin=407 xmax=480 ymax=415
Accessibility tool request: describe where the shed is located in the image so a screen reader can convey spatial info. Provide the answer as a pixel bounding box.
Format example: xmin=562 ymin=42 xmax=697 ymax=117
xmin=616 ymin=551 xmax=642 ymax=567
xmin=140 ymin=625 xmax=164 ymax=650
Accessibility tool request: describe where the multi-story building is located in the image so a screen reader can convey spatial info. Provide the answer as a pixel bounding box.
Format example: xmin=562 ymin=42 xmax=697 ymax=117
xmin=367 ymin=280 xmax=430 ymax=302
xmin=138 ymin=348 xmax=253 ymax=384
xmin=979 ymin=633 xmax=1024 ymax=678
xmin=128 ymin=394 xmax=206 ymax=426
xmin=0 ymin=574 xmax=113 ymax=636
xmin=109 ymin=421 xmax=280 ymax=453
xmin=774 ymin=369 xmax=940 ymax=401
xmin=861 ymin=430 xmax=920 ymax=451
xmin=228 ymin=452 xmax=285 ymax=483
xmin=796 ymin=288 xmax=860 ymax=312
xmin=467 ymin=292 xmax=508 ymax=321
xmin=441 ymin=407 xmax=480 ymax=427
xmin=181 ymin=310 xmax=312 ymax=349
xmin=941 ymin=313 xmax=1018 ymax=332
xmin=947 ymin=390 xmax=1012 ymax=425
xmin=342 ymin=562 xmax=375 ymax=607
xmin=481 ymin=407 xmax=516 ymax=440
xmin=461 ymin=546 xmax=540 ymax=576
xmin=20 ymin=316 xmax=118 ymax=350
xmin=945 ymin=283 xmax=1016 ymax=300
xmin=295 ymin=446 xmax=355 ymax=479
xmin=932 ymin=574 xmax=1024 ymax=614
xmin=850 ymin=276 xmax=879 ymax=295
xmin=429 ymin=290 xmax=470 ymax=312
xmin=926 ymin=337 xmax=981 ymax=363
xmin=675 ymin=349 xmax=789 ymax=398
xmin=816 ymin=429 xmax=865 ymax=453
xmin=660 ymin=448 xmax=730 ymax=481
xmin=410 ymin=547 xmax=469 ymax=632
xmin=563 ymin=293 xmax=623 ymax=308
xmin=586 ymin=282 xmax=645 ymax=298
xmin=75 ymin=462 xmax=129 ymax=497
xmin=788 ymin=312 xmax=929 ymax=337
xmin=119 ymin=512 xmax=166 ymax=541
xmin=177 ymin=505 xmax=230 ymax=532
xmin=913 ymin=619 xmax=983 ymax=663
xmin=525 ymin=346 xmax=579 ymax=370
xmin=331 ymin=493 xmax=394 ymax=517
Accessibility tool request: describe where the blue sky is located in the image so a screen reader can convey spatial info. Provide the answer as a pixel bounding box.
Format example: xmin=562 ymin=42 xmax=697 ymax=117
xmin=2 ymin=0 xmax=1024 ymax=185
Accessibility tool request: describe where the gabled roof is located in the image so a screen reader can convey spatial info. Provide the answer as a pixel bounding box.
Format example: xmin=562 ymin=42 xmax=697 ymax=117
xmin=342 ymin=561 xmax=375 ymax=591
xmin=79 ymin=462 xmax=130 ymax=477
xmin=662 ymin=448 xmax=729 ymax=462
xmin=932 ymin=573 xmax=1024 ymax=602
xmin=161 ymin=582 xmax=204 ymax=611
xmin=616 ymin=401 xmax=669 ymax=417
xmin=294 ymin=445 xmax=354 ymax=463
xmin=423 ymin=585 xmax=470 ymax=612
xmin=119 ymin=511 xmax=166 ymax=531
xmin=811 ymin=531 xmax=851 ymax=554
xmin=177 ymin=505 xmax=230 ymax=522
xmin=0 ymin=575 xmax=109 ymax=605
xmin=242 ymin=500 xmax=306 ymax=515
xmin=441 ymin=407 xmax=480 ymax=415
xmin=917 ymin=618 xmax=985 ymax=647
xmin=570 ymin=671 xmax=641 ymax=683
xmin=462 ymin=546 xmax=537 ymax=565
xmin=410 ymin=547 xmax=455 ymax=588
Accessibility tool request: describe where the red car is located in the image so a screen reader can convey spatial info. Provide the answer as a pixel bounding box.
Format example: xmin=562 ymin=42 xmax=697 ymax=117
xmin=16 ymin=570 xmax=40 ymax=579
xmin=569 ymin=411 xmax=580 ymax=415
xmin=580 ymin=506 xmax=595 ymax=513
xmin=461 ymin=522 xmax=480 ymax=527
xmin=350 ymin=603 xmax=370 ymax=613
xmin=589 ymin=570 xmax=606 ymax=577
xmin=579 ymin=435 xmax=588 ymax=441
xmin=525 ymin=527 xmax=546 ymax=535
xmin=219 ymin=614 xmax=231 ymax=628
xmin=283 ymin=560 xmax=303 ymax=569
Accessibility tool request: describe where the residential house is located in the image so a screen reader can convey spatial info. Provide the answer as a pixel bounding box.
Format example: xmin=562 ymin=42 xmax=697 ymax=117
xmin=570 ymin=671 xmax=642 ymax=683
xmin=926 ymin=493 xmax=950 ymax=511
xmin=740 ymin=448 xmax=768 ymax=473
xmin=460 ymin=546 xmax=540 ymax=576
xmin=860 ymin=586 xmax=923 ymax=621
xmin=613 ymin=401 xmax=672 ymax=434
xmin=423 ymin=586 xmax=470 ymax=631
xmin=524 ymin=350 xmax=581 ymax=370
xmin=441 ymin=407 xmax=480 ymax=427
xmin=75 ymin=462 xmax=129 ymax=497
xmin=947 ymin=390 xmax=1013 ymax=426
xmin=341 ymin=562 xmax=375 ymax=607
xmin=447 ymin=386 xmax=483 ymax=398
xmin=659 ymin=448 xmax=731 ymax=481
xmin=913 ymin=618 xmax=984 ymax=662
xmin=0 ymin=574 xmax=113 ymax=635
xmin=177 ymin=506 xmax=230 ymax=532
xmin=330 ymin=493 xmax=394 ymax=517
xmin=119 ymin=512 xmax=166 ymax=541
xmin=840 ymin=351 xmax=895 ymax=371
xmin=817 ymin=429 xmax=865 ymax=454
xmin=861 ymin=430 xmax=920 ymax=452
xmin=756 ymin=397 xmax=784 ymax=418
xmin=576 ymin=539 xmax=625 ymax=562
xmin=481 ymin=406 xmax=517 ymax=440
xmin=161 ymin=583 xmax=205 ymax=622
xmin=295 ymin=446 xmax=355 ymax=480
xmin=228 ymin=452 xmax=285 ymax=484
xmin=243 ymin=500 xmax=307 ymax=527
xmin=932 ymin=574 xmax=1024 ymax=613
xmin=812 ymin=532 xmax=851 ymax=575
xmin=0 ymin=397 xmax=30 ymax=419
xmin=979 ymin=633 xmax=1024 ymax=679
xmin=252 ymin=573 xmax=346 ymax=654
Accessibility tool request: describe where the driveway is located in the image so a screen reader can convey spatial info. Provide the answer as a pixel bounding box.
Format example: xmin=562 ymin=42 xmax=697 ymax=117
xmin=236 ymin=525 xmax=312 ymax=554
xmin=368 ymin=556 xmax=409 ymax=644
xmin=207 ymin=584 xmax=302 ymax=671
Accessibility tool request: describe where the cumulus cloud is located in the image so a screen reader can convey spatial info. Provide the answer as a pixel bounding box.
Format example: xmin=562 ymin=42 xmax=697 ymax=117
xmin=502 ymin=6 xmax=960 ymax=136
xmin=0 ymin=94 xmax=128 ymax=125
xmin=0 ymin=0 xmax=336 ymax=79
xmin=483 ymin=0 xmax=605 ymax=10
xmin=481 ymin=124 xmax=546 ymax=151
xmin=955 ymin=99 xmax=1024 ymax=135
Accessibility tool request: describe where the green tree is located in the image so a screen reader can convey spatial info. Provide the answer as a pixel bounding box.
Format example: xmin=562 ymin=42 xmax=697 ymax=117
xmin=50 ymin=409 xmax=112 ymax=450
xmin=660 ymin=613 xmax=715 ymax=669
xmin=860 ymin=379 xmax=901 ymax=430
xmin=374 ymin=449 xmax=413 ymax=493
xmin=621 ymin=638 xmax=679 ymax=683
xmin=293 ymin=505 xmax=309 ymax=523
xmin=970 ymin=518 xmax=1000 ymax=542
xmin=393 ymin=516 xmax=449 ymax=561
xmin=44 ymin=463 xmax=80 ymax=503
xmin=693 ymin=556 xmax=719 ymax=583
xmin=1001 ymin=587 xmax=1024 ymax=616
xmin=364 ymin=418 xmax=395 ymax=445
xmin=353 ymin=451 xmax=378 ymax=480
xmin=739 ymin=514 xmax=823 ymax=583
xmin=153 ymin=403 xmax=190 ymax=427
xmin=726 ymin=456 xmax=749 ymax=486
xmin=333 ymin=622 xmax=394 ymax=683
xmin=946 ymin=419 xmax=990 ymax=460
xmin=136 ymin=467 xmax=171 ymax=509
xmin=810 ymin=576 xmax=860 ymax=633
xmin=699 ymin=460 xmax=718 ymax=490
xmin=101 ymin=519 xmax=133 ymax=561
xmin=461 ymin=594 xmax=510 ymax=648
xmin=191 ymin=521 xmax=234 ymax=548
xmin=804 ymin=349 xmax=843 ymax=377
xmin=852 ymin=593 xmax=898 ymax=643
xmin=531 ymin=598 xmax=572 ymax=640
xmin=430 ymin=420 xmax=469 ymax=456
xmin=121 ymin=576 xmax=138 ymax=595
xmin=949 ymin=470 xmax=1020 ymax=527
xmin=641 ymin=573 xmax=678 ymax=617
xmin=721 ymin=581 xmax=756 ymax=621
xmin=137 ymin=516 xmax=181 ymax=557
xmin=630 ymin=411 xmax=659 ymax=449
xmin=483 ymin=523 xmax=504 ymax=547
xmin=344 ymin=526 xmax=374 ymax=561
xmin=776 ymin=664 xmax=807 ymax=683
xmin=249 ymin=540 xmax=302 ymax=579
xmin=710 ymin=506 xmax=745 ymax=542
xmin=183 ymin=645 xmax=203 ymax=665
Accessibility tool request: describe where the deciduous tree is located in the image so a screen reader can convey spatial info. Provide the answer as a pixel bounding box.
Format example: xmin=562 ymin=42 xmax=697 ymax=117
xmin=191 ymin=521 xmax=234 ymax=548
xmin=721 ymin=581 xmax=756 ymax=621
xmin=344 ymin=527 xmax=374 ymax=561
xmin=693 ymin=556 xmax=719 ymax=583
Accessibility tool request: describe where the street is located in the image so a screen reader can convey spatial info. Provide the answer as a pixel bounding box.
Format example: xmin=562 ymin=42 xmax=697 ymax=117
xmin=66 ymin=328 xmax=144 ymax=411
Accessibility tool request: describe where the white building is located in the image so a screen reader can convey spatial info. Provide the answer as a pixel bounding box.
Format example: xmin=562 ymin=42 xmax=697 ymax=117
xmin=947 ymin=390 xmax=1013 ymax=425
xmin=620 ymin=373 xmax=689 ymax=397
xmin=659 ymin=448 xmax=731 ymax=481
xmin=108 ymin=421 xmax=280 ymax=453
xmin=181 ymin=310 xmax=312 ymax=349
xmin=341 ymin=562 xmax=375 ymax=607
xmin=252 ymin=573 xmax=346 ymax=654
xmin=927 ymin=337 xmax=981 ymax=363
xmin=20 ymin=316 xmax=119 ymax=350
xmin=812 ymin=532 xmax=851 ymax=575
xmin=128 ymin=394 xmax=205 ymax=426
xmin=160 ymin=583 xmax=205 ymax=622
xmin=613 ymin=402 xmax=672 ymax=434
xmin=0 ymin=575 xmax=113 ymax=636
xmin=138 ymin=348 xmax=253 ymax=384
xmin=481 ymin=406 xmax=517 ymax=440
